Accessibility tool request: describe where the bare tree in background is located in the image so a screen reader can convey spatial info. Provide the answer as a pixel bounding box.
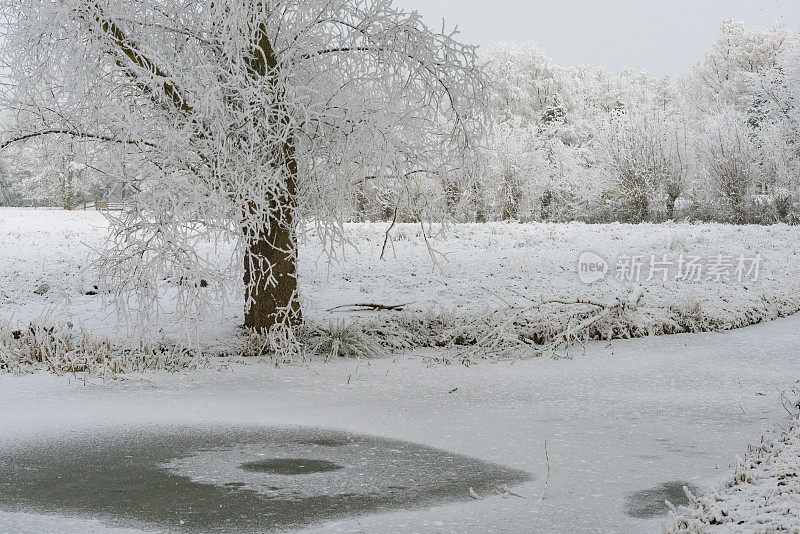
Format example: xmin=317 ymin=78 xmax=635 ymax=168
xmin=0 ymin=0 xmax=486 ymax=334
xmin=602 ymin=106 xmax=688 ymax=222
xmin=703 ymin=109 xmax=761 ymax=223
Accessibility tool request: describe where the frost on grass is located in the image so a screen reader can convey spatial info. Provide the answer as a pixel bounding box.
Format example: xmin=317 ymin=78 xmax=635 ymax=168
xmin=0 ymin=321 xmax=207 ymax=376
xmin=665 ymin=395 xmax=800 ymax=534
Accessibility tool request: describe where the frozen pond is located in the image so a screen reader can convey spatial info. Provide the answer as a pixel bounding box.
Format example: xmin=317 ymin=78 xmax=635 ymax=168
xmin=0 ymin=314 xmax=799 ymax=532
xmin=0 ymin=426 xmax=529 ymax=533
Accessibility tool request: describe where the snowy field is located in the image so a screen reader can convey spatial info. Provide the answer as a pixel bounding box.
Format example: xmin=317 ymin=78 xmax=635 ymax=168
xmin=0 ymin=314 xmax=798 ymax=533
xmin=2 ymin=207 xmax=800 ymax=353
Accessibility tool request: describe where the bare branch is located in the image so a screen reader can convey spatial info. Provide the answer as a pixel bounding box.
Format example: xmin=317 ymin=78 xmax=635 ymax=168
xmin=0 ymin=129 xmax=156 ymax=151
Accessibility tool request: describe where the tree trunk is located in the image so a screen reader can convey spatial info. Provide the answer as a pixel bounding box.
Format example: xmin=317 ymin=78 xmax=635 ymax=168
xmin=242 ymin=136 xmax=300 ymax=331
xmin=243 ymin=211 xmax=300 ymax=331
xmin=241 ymin=22 xmax=302 ymax=331
xmin=666 ymin=196 xmax=676 ymax=220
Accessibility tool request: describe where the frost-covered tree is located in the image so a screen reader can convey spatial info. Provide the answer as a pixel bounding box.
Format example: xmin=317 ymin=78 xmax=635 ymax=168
xmin=481 ymin=42 xmax=674 ymax=222
xmin=747 ymin=38 xmax=800 ymax=221
xmin=483 ymin=119 xmax=540 ymax=220
xmin=675 ymin=22 xmax=800 ymax=222
xmin=683 ymin=20 xmax=794 ymax=113
xmin=0 ymin=0 xmax=486 ymax=332
xmin=700 ymin=108 xmax=763 ymax=223
xmin=599 ymin=104 xmax=689 ymax=221
xmin=0 ymin=160 xmax=16 ymax=206
xmin=484 ymin=41 xmax=563 ymax=125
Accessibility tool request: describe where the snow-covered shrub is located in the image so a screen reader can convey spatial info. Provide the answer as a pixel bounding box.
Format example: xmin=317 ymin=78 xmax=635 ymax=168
xmin=303 ymin=321 xmax=388 ymax=361
xmin=598 ymin=105 xmax=689 ymax=222
xmin=699 ymin=109 xmax=763 ymax=223
xmin=773 ymin=187 xmax=800 ymax=224
xmin=665 ymin=416 xmax=800 ymax=533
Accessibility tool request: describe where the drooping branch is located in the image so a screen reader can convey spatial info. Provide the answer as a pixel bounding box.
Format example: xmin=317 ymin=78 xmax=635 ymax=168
xmin=297 ymin=43 xmax=470 ymax=137
xmin=298 ymin=46 xmax=376 ymax=60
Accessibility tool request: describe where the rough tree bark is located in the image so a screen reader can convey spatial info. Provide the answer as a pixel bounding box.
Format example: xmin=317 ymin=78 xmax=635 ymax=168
xmin=242 ymin=137 xmax=300 ymax=330
xmin=243 ymin=210 xmax=299 ymax=330
xmin=242 ymin=24 xmax=301 ymax=331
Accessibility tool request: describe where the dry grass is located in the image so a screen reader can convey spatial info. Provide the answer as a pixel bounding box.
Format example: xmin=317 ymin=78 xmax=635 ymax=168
xmin=0 ymin=321 xmax=207 ymax=376
xmin=4 ymin=283 xmax=798 ymax=375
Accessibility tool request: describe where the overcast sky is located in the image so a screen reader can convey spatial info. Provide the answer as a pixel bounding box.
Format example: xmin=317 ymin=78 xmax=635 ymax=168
xmin=397 ymin=0 xmax=800 ymax=77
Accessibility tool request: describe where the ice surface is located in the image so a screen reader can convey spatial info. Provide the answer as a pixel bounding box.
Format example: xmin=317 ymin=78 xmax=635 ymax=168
xmin=0 ymin=314 xmax=798 ymax=532
xmin=0 ymin=426 xmax=528 ymax=532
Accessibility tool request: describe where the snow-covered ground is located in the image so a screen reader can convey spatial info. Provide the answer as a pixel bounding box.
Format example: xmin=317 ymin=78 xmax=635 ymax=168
xmin=2 ymin=207 xmax=800 ymax=350
xmin=1 ymin=314 xmax=798 ymax=533
xmin=666 ymin=411 xmax=800 ymax=533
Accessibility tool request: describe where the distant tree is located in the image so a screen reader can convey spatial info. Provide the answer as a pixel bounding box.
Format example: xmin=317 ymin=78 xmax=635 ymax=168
xmin=485 ymin=42 xmax=562 ymax=125
xmin=701 ymin=108 xmax=762 ymax=223
xmin=684 ymin=20 xmax=794 ymax=113
xmin=599 ymin=104 xmax=689 ymax=222
xmin=0 ymin=160 xmax=18 ymax=206
xmin=749 ymin=39 xmax=800 ymax=221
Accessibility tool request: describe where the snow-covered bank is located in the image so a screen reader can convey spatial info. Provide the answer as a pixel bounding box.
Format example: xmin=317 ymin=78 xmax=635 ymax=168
xmin=2 ymin=208 xmax=800 ymax=354
xmin=665 ymin=400 xmax=800 ymax=533
xmin=1 ymin=314 xmax=798 ymax=533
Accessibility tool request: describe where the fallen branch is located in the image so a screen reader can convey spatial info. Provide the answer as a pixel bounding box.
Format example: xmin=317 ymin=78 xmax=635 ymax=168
xmin=461 ymin=287 xmax=646 ymax=359
xmin=547 ymin=287 xmax=645 ymax=351
xmin=327 ymin=302 xmax=412 ymax=313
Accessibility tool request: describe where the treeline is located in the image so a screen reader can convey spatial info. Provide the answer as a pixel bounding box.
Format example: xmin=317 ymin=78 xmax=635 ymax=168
xmin=0 ymin=145 xmax=130 ymax=208
xmin=357 ymin=21 xmax=800 ymax=225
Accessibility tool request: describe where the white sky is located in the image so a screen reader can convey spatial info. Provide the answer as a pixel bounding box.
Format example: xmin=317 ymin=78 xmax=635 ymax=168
xmin=397 ymin=0 xmax=800 ymax=77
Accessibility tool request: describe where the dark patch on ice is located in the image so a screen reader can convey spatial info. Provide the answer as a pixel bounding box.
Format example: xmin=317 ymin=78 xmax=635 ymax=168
xmin=0 ymin=425 xmax=530 ymax=533
xmin=240 ymin=458 xmax=342 ymax=475
xmin=625 ymin=480 xmax=701 ymax=518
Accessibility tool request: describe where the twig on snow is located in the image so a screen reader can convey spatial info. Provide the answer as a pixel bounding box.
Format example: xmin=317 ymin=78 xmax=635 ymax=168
xmin=776 ymin=386 xmax=798 ymax=416
xmin=541 ymin=440 xmax=550 ymax=500
xmin=503 ymin=484 xmax=529 ymax=499
xmin=327 ymin=302 xmax=412 ymax=313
